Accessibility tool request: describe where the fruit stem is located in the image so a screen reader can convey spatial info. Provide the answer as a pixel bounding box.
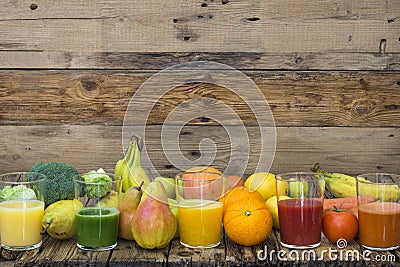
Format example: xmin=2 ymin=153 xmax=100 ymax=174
xmin=311 ymin=163 xmax=332 ymax=178
xmin=130 ymin=135 xmax=144 ymax=152
xmin=134 ymin=181 xmax=145 ymax=191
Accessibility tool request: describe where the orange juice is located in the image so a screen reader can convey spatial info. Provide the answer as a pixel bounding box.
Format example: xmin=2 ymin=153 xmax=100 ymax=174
xmin=0 ymin=200 xmax=44 ymax=248
xmin=178 ymin=199 xmax=223 ymax=248
xmin=358 ymin=202 xmax=400 ymax=250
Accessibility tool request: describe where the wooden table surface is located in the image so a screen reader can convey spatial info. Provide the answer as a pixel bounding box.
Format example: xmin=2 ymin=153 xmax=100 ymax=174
xmin=1 ymin=227 xmax=399 ymax=266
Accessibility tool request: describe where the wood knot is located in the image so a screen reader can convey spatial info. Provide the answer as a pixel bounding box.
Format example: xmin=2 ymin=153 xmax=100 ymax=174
xmin=81 ymin=79 xmax=97 ymax=91
xmin=351 ymin=100 xmax=373 ymax=116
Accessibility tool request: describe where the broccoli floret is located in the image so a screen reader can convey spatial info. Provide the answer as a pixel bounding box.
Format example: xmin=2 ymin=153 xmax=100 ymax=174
xmin=82 ymin=168 xmax=112 ymax=199
xmin=28 ymin=162 xmax=78 ymax=207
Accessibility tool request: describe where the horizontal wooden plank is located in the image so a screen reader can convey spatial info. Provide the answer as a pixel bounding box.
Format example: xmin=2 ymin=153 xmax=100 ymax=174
xmin=0 ymin=70 xmax=399 ymax=127
xmin=0 ymin=51 xmax=398 ymax=70
xmin=0 ymin=125 xmax=398 ymax=177
xmin=0 ymin=0 xmax=399 ymax=55
xmin=8 ymin=232 xmax=398 ymax=266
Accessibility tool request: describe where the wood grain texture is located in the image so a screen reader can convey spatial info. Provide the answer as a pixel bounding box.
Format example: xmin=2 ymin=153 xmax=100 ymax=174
xmin=0 ymin=125 xmax=398 ymax=176
xmin=110 ymin=239 xmax=168 ymax=266
xmin=0 ymin=70 xmax=399 ymax=127
xmin=0 ymin=0 xmax=399 ymax=53
xmin=1 ymin=51 xmax=398 ymax=70
xmin=5 ymin=232 xmax=399 ymax=266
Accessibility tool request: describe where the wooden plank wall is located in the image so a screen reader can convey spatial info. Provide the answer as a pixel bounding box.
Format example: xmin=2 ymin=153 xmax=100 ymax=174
xmin=0 ymin=0 xmax=399 ymax=177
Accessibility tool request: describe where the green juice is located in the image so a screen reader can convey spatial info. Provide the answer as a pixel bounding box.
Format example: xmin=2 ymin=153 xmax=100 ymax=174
xmin=76 ymin=207 xmax=119 ymax=250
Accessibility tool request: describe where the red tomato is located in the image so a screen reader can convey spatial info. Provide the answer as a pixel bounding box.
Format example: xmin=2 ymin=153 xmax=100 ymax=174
xmin=322 ymin=208 xmax=358 ymax=243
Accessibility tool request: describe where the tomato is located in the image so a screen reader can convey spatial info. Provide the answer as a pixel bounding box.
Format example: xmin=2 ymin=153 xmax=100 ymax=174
xmin=322 ymin=207 xmax=358 ymax=243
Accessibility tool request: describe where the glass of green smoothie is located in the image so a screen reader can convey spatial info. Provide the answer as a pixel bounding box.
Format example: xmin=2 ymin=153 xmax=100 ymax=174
xmin=74 ymin=169 xmax=122 ymax=251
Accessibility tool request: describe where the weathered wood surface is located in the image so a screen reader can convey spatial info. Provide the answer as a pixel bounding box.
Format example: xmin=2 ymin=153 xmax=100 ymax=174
xmin=0 ymin=125 xmax=398 ymax=177
xmin=1 ymin=51 xmax=399 ymax=71
xmin=0 ymin=0 xmax=399 ymax=70
xmin=0 ymin=70 xmax=399 ymax=127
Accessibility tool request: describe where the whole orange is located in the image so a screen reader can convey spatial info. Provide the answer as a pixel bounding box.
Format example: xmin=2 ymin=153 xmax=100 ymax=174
xmin=224 ymin=198 xmax=273 ymax=246
xmin=220 ymin=186 xmax=264 ymax=214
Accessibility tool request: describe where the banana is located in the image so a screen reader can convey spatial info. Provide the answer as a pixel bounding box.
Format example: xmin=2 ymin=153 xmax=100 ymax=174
xmin=324 ymin=176 xmax=357 ymax=197
xmin=311 ymin=163 xmax=358 ymax=197
xmin=120 ymin=135 xmax=150 ymax=192
xmin=358 ymin=176 xmax=400 ymax=202
xmin=115 ymin=139 xmax=134 ymax=179
xmin=312 ymin=163 xmax=400 ymax=201
xmin=114 ymin=159 xmax=126 ymax=178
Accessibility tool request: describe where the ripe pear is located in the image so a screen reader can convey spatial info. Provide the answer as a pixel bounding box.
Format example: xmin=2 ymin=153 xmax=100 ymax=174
xmin=118 ymin=185 xmax=142 ymax=240
xmin=154 ymin=176 xmax=176 ymax=199
xmin=168 ymin=198 xmax=179 ymax=238
xmin=131 ymin=181 xmax=177 ymax=249
xmin=42 ymin=199 xmax=84 ymax=240
xmin=96 ymin=190 xmax=119 ymax=208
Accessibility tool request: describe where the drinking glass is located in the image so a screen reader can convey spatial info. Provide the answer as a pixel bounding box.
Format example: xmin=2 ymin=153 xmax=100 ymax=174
xmin=175 ymin=171 xmax=226 ymax=248
xmin=276 ymin=172 xmax=325 ymax=249
xmin=0 ymin=172 xmax=46 ymax=251
xmin=74 ymin=172 xmax=122 ymax=251
xmin=357 ymin=173 xmax=400 ymax=251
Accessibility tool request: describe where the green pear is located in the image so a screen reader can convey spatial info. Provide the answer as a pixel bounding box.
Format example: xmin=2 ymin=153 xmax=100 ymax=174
xmin=154 ymin=176 xmax=176 ymax=199
xmin=118 ymin=185 xmax=142 ymax=240
xmin=96 ymin=190 xmax=118 ymax=208
xmin=288 ymin=178 xmax=309 ymax=198
xmin=168 ymin=198 xmax=179 ymax=238
xmin=131 ymin=181 xmax=177 ymax=249
xmin=42 ymin=199 xmax=84 ymax=240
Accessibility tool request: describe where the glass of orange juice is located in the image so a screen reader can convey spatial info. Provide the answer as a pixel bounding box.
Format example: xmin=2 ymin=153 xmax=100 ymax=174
xmin=0 ymin=172 xmax=46 ymax=251
xmin=357 ymin=173 xmax=400 ymax=251
xmin=175 ymin=170 xmax=226 ymax=248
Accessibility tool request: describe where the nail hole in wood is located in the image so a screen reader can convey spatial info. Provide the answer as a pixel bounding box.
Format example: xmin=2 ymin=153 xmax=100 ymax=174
xmin=30 ymin=3 xmax=38 ymax=10
xmin=379 ymin=39 xmax=386 ymax=54
xmin=388 ymin=18 xmax=395 ymax=23
xmin=295 ymin=57 xmax=303 ymax=64
xmin=222 ymin=0 xmax=229 ymax=4
xmin=201 ymin=3 xmax=208 ymax=7
xmin=389 ymin=134 xmax=394 ymax=137
xmin=183 ymin=36 xmax=190 ymax=41
xmin=173 ymin=18 xmax=178 ymax=23
xmin=197 ymin=15 xmax=204 ymax=19
xmin=247 ymin=17 xmax=260 ymax=21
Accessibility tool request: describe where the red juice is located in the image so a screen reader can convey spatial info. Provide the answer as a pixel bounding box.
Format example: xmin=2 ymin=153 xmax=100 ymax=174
xmin=278 ymin=198 xmax=323 ymax=247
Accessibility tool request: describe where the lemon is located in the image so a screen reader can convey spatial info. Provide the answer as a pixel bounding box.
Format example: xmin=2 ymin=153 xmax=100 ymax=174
xmin=265 ymin=195 xmax=291 ymax=229
xmin=245 ymin=172 xmax=278 ymax=200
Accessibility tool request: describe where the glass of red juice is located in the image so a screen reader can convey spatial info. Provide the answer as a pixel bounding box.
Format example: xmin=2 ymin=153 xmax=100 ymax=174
xmin=357 ymin=173 xmax=400 ymax=251
xmin=276 ymin=172 xmax=325 ymax=249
